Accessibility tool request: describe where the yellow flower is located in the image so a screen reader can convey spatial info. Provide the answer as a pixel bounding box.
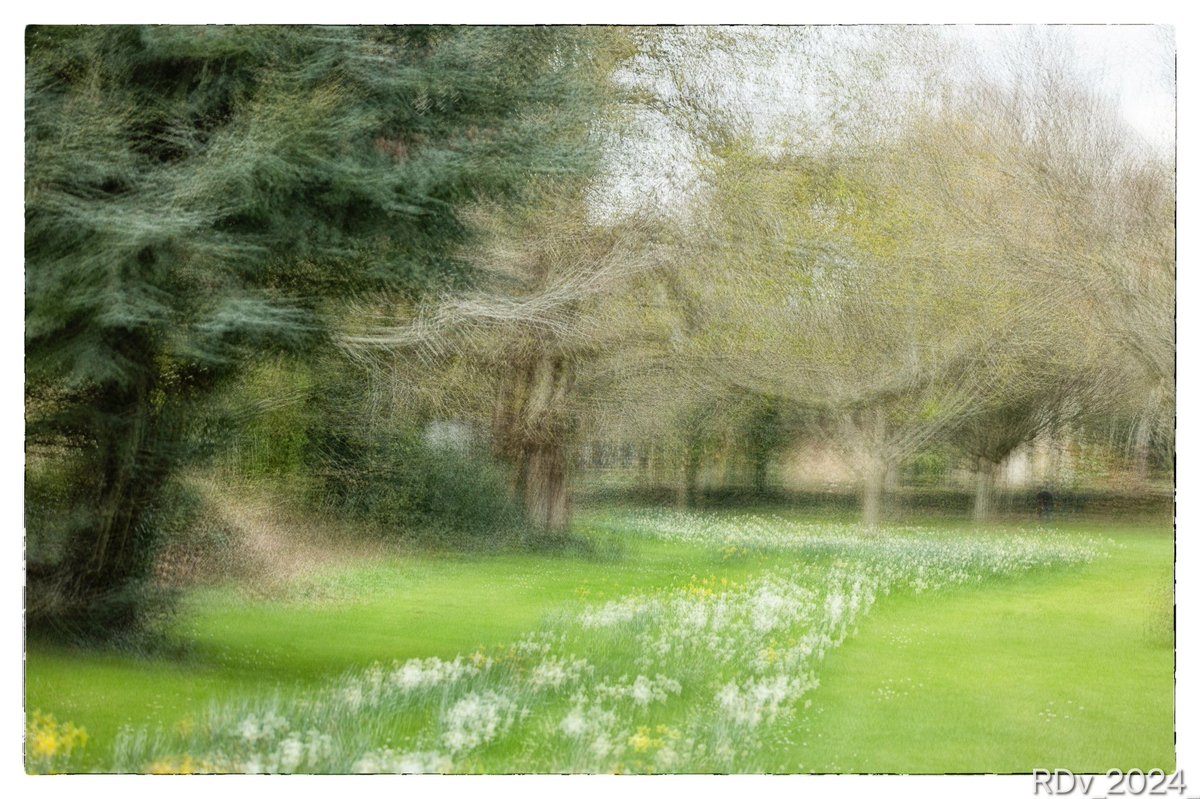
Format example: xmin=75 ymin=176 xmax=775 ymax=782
xmin=628 ymin=730 xmax=653 ymax=752
xmin=148 ymin=753 xmax=214 ymax=772
xmin=31 ymin=730 xmax=59 ymax=758
xmin=26 ymin=711 xmax=89 ymax=772
xmin=147 ymin=755 xmax=205 ymax=775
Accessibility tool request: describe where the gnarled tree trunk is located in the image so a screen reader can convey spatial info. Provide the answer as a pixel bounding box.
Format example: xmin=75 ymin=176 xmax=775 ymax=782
xmin=491 ymin=351 xmax=574 ymax=535
xmin=972 ymin=456 xmax=997 ymax=524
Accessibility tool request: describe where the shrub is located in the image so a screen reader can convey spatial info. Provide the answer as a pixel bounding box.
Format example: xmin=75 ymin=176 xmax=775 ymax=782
xmin=310 ymin=429 xmax=525 ymax=547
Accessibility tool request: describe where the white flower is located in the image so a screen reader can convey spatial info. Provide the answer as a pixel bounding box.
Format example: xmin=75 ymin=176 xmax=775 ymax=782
xmin=305 ymin=731 xmax=333 ymax=762
xmin=387 ymin=656 xmax=480 ymax=693
xmin=443 ymin=729 xmax=471 ymax=753
xmin=352 ymin=753 xmax=379 ymax=774
xmin=342 ymin=685 xmax=364 ymax=708
xmin=278 ymin=736 xmax=304 ymax=771
xmin=442 ymin=691 xmax=517 ymax=753
xmin=590 ymin=733 xmax=614 ymax=759
xmin=826 ymin=592 xmax=845 ymax=624
xmin=529 ymin=656 xmax=589 ymax=689
xmin=630 ymin=675 xmax=654 ymax=706
xmin=717 ymin=674 xmax=814 ymax=727
xmin=750 ymin=588 xmax=789 ymax=632
xmin=581 ymin=598 xmax=646 ymax=628
xmin=560 ymin=707 xmax=588 ymax=737
xmin=238 ymin=716 xmax=261 ymax=743
xmin=391 ymin=660 xmax=429 ymax=690
xmin=679 ymin=601 xmax=708 ymax=628
xmin=655 ymin=744 xmax=681 ymax=770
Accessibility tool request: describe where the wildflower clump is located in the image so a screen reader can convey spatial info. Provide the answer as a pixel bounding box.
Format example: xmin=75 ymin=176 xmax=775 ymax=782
xmin=26 ymin=711 xmax=88 ymax=773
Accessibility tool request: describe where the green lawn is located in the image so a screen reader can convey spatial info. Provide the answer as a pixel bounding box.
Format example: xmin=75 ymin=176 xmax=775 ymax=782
xmin=781 ymin=523 xmax=1174 ymax=773
xmin=24 ymin=512 xmax=1173 ymax=773
xmin=25 ymin=532 xmax=767 ymax=769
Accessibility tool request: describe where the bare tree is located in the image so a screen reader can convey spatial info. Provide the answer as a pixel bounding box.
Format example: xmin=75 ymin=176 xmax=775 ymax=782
xmin=344 ymin=189 xmax=667 ymax=534
xmin=916 ymin=31 xmax=1175 ymax=496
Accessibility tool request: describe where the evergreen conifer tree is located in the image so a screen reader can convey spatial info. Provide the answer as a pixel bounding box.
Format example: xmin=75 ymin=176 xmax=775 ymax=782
xmin=25 ymin=25 xmax=618 ymax=637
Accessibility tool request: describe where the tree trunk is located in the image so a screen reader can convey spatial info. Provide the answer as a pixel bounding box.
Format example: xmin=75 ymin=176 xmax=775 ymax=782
xmin=1131 ymin=381 xmax=1164 ymax=483
xmin=676 ymin=427 xmax=703 ymax=510
xmin=972 ymin=456 xmax=996 ymax=524
xmin=1047 ymin=422 xmax=1074 ymax=488
xmin=677 ymin=448 xmax=700 ymax=509
xmin=499 ymin=352 xmax=573 ymax=536
xmin=860 ymin=405 xmax=888 ymax=528
xmin=751 ymin=454 xmax=769 ymax=494
xmin=1131 ymin=415 xmax=1152 ymax=482
xmin=45 ymin=376 xmax=175 ymax=636
xmin=884 ymin=463 xmax=899 ymax=492
xmin=527 ymin=437 xmax=569 ymax=534
xmin=862 ymin=459 xmax=885 ymax=528
xmin=491 ymin=358 xmax=537 ymax=500
xmin=637 ymin=446 xmax=651 ymax=483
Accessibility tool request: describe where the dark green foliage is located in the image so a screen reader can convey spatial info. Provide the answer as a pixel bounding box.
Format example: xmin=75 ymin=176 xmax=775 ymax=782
xmin=25 ymin=25 xmax=615 ymax=638
xmin=742 ymin=395 xmax=786 ymax=492
xmin=903 ymin=451 xmax=950 ymax=486
xmin=218 ymin=357 xmax=315 ymax=479
xmin=310 ymin=429 xmax=526 ymax=546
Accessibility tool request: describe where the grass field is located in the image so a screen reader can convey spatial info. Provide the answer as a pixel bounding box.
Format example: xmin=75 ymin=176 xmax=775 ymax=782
xmin=24 ymin=509 xmax=1173 ymax=774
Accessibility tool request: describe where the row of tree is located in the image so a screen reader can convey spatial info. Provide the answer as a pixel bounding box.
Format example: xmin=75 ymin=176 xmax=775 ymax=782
xmin=350 ymin=28 xmax=1173 ymax=529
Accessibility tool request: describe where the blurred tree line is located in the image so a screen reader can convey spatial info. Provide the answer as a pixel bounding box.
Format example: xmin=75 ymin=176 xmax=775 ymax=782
xmin=25 ymin=26 xmax=1174 ymax=641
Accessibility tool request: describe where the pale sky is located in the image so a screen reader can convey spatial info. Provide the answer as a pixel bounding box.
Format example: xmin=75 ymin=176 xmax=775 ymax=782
xmin=953 ymin=24 xmax=1175 ymax=153
xmin=593 ymin=24 xmax=1176 ymax=220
